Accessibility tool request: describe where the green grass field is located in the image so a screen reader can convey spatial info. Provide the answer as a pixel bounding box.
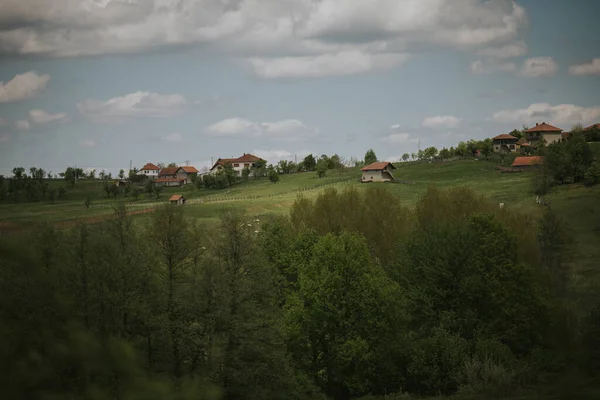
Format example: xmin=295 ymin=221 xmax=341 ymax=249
xmin=1 ymin=146 xmax=599 ymax=287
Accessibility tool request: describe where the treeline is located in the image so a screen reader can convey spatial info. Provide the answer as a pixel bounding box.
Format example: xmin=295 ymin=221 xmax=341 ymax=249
xmin=534 ymin=134 xmax=600 ymax=194
xmin=2 ymin=186 xmax=599 ymax=399
xmin=0 ymin=167 xmax=69 ymax=203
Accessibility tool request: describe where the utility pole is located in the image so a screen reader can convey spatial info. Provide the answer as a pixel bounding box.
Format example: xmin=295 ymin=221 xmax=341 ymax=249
xmin=129 ymin=159 xmax=132 ymax=173
xmin=211 ymin=157 xmax=214 ymax=166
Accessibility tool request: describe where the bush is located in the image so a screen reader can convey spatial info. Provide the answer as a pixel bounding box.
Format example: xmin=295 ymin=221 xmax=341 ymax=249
xmin=583 ymin=161 xmax=600 ymax=186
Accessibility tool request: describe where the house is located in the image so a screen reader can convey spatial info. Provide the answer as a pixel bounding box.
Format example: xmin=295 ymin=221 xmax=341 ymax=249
xmin=492 ymin=134 xmax=518 ymax=153
xmin=138 ymin=163 xmax=160 ymax=179
xmin=511 ymin=156 xmax=544 ymax=168
xmin=169 ymin=194 xmax=186 ymax=205
xmin=585 ymin=123 xmax=600 ymax=131
xmin=524 ymin=122 xmax=563 ymax=146
xmin=361 ymin=161 xmax=396 ymax=182
xmin=210 ymin=153 xmax=265 ymax=176
xmin=155 ymin=177 xmax=186 ymax=187
xmin=179 ymin=166 xmax=199 ymax=180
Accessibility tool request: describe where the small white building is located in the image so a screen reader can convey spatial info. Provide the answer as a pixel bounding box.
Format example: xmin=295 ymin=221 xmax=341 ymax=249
xmin=169 ymin=194 xmax=186 ymax=205
xmin=361 ymin=162 xmax=396 ymax=183
xmin=138 ymin=163 xmax=160 ymax=179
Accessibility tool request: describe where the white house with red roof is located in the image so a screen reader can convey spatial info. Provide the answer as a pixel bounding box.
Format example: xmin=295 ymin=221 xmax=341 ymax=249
xmin=209 ymin=153 xmax=265 ymax=176
xmin=361 ymin=161 xmax=396 ymax=182
xmin=138 ymin=163 xmax=160 ymax=179
xmin=524 ymin=122 xmax=563 ymax=146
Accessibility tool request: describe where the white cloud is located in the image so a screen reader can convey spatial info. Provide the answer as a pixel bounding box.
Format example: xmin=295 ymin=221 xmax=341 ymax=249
xmin=380 ymin=132 xmax=419 ymax=144
xmin=422 ymin=115 xmax=462 ymax=129
xmin=390 ymin=124 xmax=401 ymax=129
xmin=15 ymin=119 xmax=30 ymax=130
xmin=0 ymin=1 xmax=528 ymax=77
xmin=29 ymin=109 xmax=68 ymax=124
xmin=518 ymin=57 xmax=558 ymax=78
xmin=568 ymin=59 xmax=600 ymax=76
xmin=0 ymin=71 xmax=50 ymax=103
xmin=79 ymin=139 xmax=96 ymax=148
xmin=477 ymin=41 xmax=527 ymax=59
xmin=470 ymin=59 xmax=517 ymax=75
xmin=248 ymin=51 xmax=409 ymax=78
xmin=77 ymin=91 xmax=187 ymax=122
xmin=162 ymin=132 xmax=184 ymax=142
xmin=491 ymin=103 xmax=600 ymax=128
xmin=206 ymin=117 xmax=318 ymax=141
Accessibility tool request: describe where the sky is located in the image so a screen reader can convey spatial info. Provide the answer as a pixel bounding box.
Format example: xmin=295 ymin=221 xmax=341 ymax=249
xmin=0 ymin=0 xmax=599 ymax=176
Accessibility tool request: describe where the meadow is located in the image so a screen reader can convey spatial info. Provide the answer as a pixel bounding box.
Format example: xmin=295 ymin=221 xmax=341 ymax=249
xmin=1 ymin=148 xmax=599 ymax=286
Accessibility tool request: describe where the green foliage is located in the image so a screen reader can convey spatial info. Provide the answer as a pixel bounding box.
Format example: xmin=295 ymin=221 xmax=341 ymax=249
xmin=364 ymin=148 xmax=377 ymax=165
xmin=1 ymin=182 xmax=596 ymax=399
xmin=153 ymin=184 xmax=163 ymax=199
xmin=584 ymin=160 xmax=600 ymax=186
xmin=268 ymin=165 xmax=280 ymax=183
xmin=302 ymin=154 xmax=316 ymax=172
xmin=241 ymin=166 xmax=251 ymax=182
xmin=286 ymin=232 xmax=405 ymax=398
xmin=316 ymin=159 xmax=327 ymax=178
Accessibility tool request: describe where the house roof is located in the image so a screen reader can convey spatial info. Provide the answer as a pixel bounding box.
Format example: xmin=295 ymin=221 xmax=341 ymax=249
xmin=169 ymin=195 xmax=184 ymax=201
xmin=156 ymin=177 xmax=185 ymax=183
xmin=159 ymin=167 xmax=179 ymax=176
xmin=525 ymin=122 xmax=562 ymax=133
xmin=492 ymin=133 xmax=517 ymax=140
xmin=140 ymin=162 xmax=160 ymax=171
xmin=585 ymin=123 xmax=600 ymax=130
xmin=211 ymin=153 xmax=265 ymax=170
xmin=180 ymin=166 xmax=199 ymax=173
xmin=511 ymin=156 xmax=544 ymax=167
xmin=361 ymin=161 xmax=396 ymax=171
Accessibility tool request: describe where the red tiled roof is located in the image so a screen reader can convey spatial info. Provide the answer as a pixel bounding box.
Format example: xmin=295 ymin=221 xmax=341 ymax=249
xmin=361 ymin=161 xmax=396 ymax=171
xmin=492 ymin=134 xmax=517 ymax=140
xmin=155 ymin=177 xmax=185 ymax=183
xmin=236 ymin=153 xmax=262 ymax=163
xmin=180 ymin=166 xmax=199 ymax=173
xmin=159 ymin=167 xmax=179 ymax=176
xmin=585 ymin=123 xmax=600 ymax=130
xmin=525 ymin=122 xmax=562 ymax=133
xmin=140 ymin=162 xmax=160 ymax=171
xmin=169 ymin=195 xmax=184 ymax=201
xmin=511 ymin=156 xmax=544 ymax=167
xmin=211 ymin=153 xmax=265 ymax=170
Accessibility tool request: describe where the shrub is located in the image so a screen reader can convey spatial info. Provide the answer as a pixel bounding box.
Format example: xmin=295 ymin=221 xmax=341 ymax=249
xmin=583 ymin=161 xmax=600 ymax=186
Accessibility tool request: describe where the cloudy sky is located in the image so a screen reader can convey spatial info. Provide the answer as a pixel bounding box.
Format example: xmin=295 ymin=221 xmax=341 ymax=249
xmin=0 ymin=0 xmax=599 ymax=176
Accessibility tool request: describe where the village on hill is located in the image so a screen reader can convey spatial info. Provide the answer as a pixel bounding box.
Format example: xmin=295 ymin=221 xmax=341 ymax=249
xmin=126 ymin=121 xmax=600 ymax=189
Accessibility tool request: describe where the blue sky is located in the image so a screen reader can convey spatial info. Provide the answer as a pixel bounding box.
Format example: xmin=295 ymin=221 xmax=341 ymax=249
xmin=0 ymin=0 xmax=599 ymax=176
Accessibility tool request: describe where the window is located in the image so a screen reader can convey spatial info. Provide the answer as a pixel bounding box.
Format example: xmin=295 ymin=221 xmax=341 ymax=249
xmin=234 ymin=163 xmax=239 ymax=167
xmin=245 ymin=163 xmax=250 ymax=168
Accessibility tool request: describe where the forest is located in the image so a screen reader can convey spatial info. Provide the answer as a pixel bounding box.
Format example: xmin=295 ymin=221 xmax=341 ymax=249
xmin=1 ymin=185 xmax=599 ymax=400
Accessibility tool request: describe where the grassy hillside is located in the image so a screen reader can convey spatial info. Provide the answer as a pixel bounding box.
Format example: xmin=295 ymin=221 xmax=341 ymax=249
xmin=1 ymin=149 xmax=599 ymax=288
